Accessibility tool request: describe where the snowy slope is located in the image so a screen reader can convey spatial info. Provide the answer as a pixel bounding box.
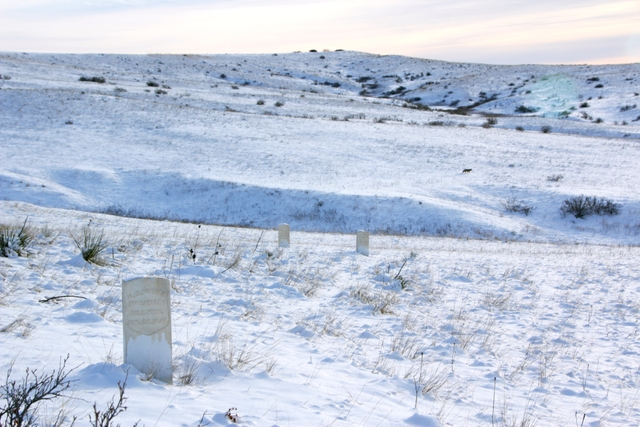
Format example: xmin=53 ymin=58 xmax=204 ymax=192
xmin=1 ymin=51 xmax=640 ymax=244
xmin=2 ymin=202 xmax=640 ymax=427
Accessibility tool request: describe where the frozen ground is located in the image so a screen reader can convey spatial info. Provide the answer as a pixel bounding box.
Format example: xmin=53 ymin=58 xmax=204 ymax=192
xmin=1 ymin=51 xmax=640 ymax=426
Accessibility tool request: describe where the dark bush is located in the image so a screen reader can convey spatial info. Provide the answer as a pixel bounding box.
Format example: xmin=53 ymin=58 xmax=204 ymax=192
xmin=274 ymin=101 xmax=284 ymax=107
xmin=146 ymin=81 xmax=159 ymax=87
xmin=256 ymin=99 xmax=264 ymax=105
xmin=482 ymin=117 xmax=498 ymax=128
xmin=515 ymin=126 xmax=525 ymax=131
xmin=515 ymin=105 xmax=537 ymax=113
xmin=560 ymin=195 xmax=621 ymax=219
xmin=79 ymin=76 xmax=106 ymax=84
xmin=580 ymin=102 xmax=589 ymax=108
xmin=594 ymin=84 xmax=604 ymax=88
xmin=541 ymin=125 xmax=552 ymax=133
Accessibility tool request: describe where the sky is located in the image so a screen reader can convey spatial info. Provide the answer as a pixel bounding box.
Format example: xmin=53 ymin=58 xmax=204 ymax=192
xmin=1 ymin=0 xmax=639 ymax=65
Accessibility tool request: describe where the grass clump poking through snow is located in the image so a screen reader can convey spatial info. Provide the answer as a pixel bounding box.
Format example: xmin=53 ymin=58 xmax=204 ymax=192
xmin=560 ymin=195 xmax=622 ymax=219
xmin=72 ymin=225 xmax=109 ymax=265
xmin=0 ymin=219 xmax=34 ymax=258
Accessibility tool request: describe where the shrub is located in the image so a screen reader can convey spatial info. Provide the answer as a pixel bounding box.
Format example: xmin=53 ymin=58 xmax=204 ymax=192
xmin=356 ymin=76 xmax=373 ymax=83
xmin=515 ymin=126 xmax=524 ymax=131
xmin=79 ymin=76 xmax=106 ymax=84
xmin=594 ymin=118 xmax=603 ymax=123
xmin=541 ymin=125 xmax=552 ymax=133
xmin=146 ymin=81 xmax=159 ymax=87
xmin=482 ymin=118 xmax=498 ymax=128
xmin=72 ymin=226 xmax=109 ymax=265
xmin=114 ymin=87 xmax=127 ymax=93
xmin=256 ymin=99 xmax=265 ymax=105
xmin=155 ymin=89 xmax=167 ymax=95
xmin=0 ymin=219 xmax=34 ymax=258
xmin=620 ymin=104 xmax=637 ymax=112
xmin=0 ymin=356 xmax=74 ymax=427
xmin=560 ymin=195 xmax=621 ymax=219
xmin=547 ymin=174 xmax=564 ymax=182
xmin=274 ymin=101 xmax=284 ymax=107
xmin=502 ymin=196 xmax=535 ymax=216
xmin=0 ymin=356 xmax=134 ymax=427
xmin=515 ymin=105 xmax=537 ymax=113
xmin=594 ymin=84 xmax=604 ymax=88
xmin=580 ymin=102 xmax=590 ymax=108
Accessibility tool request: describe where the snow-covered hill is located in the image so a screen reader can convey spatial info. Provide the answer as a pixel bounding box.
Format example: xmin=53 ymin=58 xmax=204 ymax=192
xmin=1 ymin=51 xmax=639 ymax=244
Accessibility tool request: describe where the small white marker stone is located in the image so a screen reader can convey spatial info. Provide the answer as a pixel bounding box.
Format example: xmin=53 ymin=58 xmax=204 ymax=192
xmin=356 ymin=230 xmax=370 ymax=256
xmin=122 ymin=277 xmax=173 ymax=384
xmin=278 ymin=223 xmax=290 ymax=248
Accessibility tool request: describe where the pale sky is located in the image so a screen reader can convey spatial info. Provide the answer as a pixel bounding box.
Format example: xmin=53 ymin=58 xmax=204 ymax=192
xmin=1 ymin=0 xmax=639 ymax=65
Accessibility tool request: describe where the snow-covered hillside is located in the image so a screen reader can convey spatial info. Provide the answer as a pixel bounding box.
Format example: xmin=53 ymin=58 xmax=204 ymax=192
xmin=1 ymin=51 xmax=640 ymax=427
xmin=1 ymin=51 xmax=639 ymax=243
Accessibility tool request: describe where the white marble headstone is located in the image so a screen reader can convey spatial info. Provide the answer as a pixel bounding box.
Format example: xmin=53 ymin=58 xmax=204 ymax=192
xmin=278 ymin=223 xmax=290 ymax=248
xmin=356 ymin=230 xmax=370 ymax=256
xmin=122 ymin=277 xmax=173 ymax=384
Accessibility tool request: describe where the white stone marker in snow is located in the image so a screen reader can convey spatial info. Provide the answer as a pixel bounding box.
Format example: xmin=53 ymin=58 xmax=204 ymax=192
xmin=122 ymin=277 xmax=173 ymax=384
xmin=356 ymin=230 xmax=370 ymax=256
xmin=278 ymin=223 xmax=290 ymax=248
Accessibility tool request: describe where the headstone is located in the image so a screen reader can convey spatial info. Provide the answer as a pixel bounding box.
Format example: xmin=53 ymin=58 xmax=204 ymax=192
xmin=278 ymin=223 xmax=290 ymax=248
xmin=122 ymin=277 xmax=173 ymax=384
xmin=356 ymin=230 xmax=369 ymax=256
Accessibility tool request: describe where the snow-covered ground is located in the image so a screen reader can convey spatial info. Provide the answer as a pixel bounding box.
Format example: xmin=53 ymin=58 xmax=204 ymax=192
xmin=1 ymin=51 xmax=640 ymax=426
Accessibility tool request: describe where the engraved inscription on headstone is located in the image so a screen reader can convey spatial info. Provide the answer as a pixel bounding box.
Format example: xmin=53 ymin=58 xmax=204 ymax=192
xmin=122 ymin=277 xmax=173 ymax=384
xmin=356 ymin=230 xmax=370 ymax=256
xmin=278 ymin=223 xmax=290 ymax=248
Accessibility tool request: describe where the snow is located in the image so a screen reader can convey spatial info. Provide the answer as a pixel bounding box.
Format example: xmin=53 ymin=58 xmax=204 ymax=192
xmin=1 ymin=50 xmax=640 ymax=426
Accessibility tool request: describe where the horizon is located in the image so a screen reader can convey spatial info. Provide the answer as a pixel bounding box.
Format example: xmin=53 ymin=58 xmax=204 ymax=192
xmin=1 ymin=0 xmax=639 ymax=66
